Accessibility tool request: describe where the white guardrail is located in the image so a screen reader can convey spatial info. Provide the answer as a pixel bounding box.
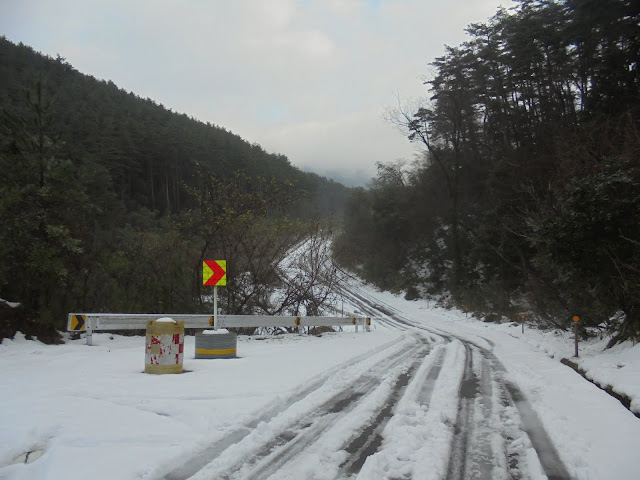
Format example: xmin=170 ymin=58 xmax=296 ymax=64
xmin=67 ymin=313 xmax=372 ymax=345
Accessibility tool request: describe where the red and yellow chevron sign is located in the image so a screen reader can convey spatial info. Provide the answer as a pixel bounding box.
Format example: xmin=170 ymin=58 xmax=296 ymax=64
xmin=203 ymin=260 xmax=227 ymax=286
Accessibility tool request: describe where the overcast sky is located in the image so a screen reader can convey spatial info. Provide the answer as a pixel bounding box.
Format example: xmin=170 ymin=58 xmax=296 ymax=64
xmin=1 ymin=0 xmax=507 ymax=186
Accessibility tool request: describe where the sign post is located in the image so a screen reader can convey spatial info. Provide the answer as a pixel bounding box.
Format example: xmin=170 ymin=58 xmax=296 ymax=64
xmin=214 ymin=285 xmax=218 ymax=330
xmin=573 ymin=315 xmax=580 ymax=357
xmin=203 ymin=260 xmax=227 ymax=330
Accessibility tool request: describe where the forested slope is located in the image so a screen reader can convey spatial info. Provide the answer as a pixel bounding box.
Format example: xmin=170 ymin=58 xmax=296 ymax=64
xmin=334 ymin=0 xmax=640 ymax=345
xmin=0 ymin=37 xmax=348 ymax=333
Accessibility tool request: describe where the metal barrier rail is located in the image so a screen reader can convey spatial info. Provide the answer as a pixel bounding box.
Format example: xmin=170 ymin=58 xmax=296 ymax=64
xmin=68 ymin=313 xmax=372 ymax=345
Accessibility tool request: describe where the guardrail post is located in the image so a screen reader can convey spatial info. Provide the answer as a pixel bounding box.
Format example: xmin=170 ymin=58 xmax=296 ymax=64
xmin=86 ymin=317 xmax=93 ymax=346
xmin=213 ymin=286 xmax=218 ymax=330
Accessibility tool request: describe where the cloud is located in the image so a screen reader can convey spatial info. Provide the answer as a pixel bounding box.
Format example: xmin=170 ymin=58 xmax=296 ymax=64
xmin=0 ymin=0 xmax=505 ymax=184
xmin=261 ymin=106 xmax=421 ymax=185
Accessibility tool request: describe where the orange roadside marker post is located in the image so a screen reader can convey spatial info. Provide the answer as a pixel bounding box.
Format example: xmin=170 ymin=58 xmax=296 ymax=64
xmin=573 ymin=316 xmax=580 ymax=357
xmin=521 ymin=314 xmax=525 ymax=334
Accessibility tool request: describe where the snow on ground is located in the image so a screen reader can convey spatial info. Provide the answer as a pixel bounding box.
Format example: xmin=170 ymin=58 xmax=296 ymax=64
xmin=1 ymin=277 xmax=640 ymax=479
xmin=357 ymin=340 xmax=466 ymax=480
xmin=0 ymin=327 xmax=401 ymax=480
xmin=357 ymin=285 xmax=640 ymax=480
xmin=371 ymin=289 xmax=640 ymax=416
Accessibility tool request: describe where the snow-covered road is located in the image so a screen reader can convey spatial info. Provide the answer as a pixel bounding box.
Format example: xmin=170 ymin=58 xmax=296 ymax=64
xmin=341 ymin=281 xmax=640 ymax=480
xmin=173 ymin=332 xmax=430 ymax=480
xmin=340 ymin=281 xmax=570 ymax=480
xmin=2 ymin=276 xmax=640 ymax=479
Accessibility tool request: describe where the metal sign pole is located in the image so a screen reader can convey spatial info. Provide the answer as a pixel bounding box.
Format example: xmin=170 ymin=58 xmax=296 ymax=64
xmin=214 ymin=285 xmax=218 ymax=330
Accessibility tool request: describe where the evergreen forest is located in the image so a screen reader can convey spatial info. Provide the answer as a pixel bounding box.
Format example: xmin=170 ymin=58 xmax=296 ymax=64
xmin=2 ymin=0 xmax=639 ymax=347
xmin=0 ymin=36 xmax=348 ymax=333
xmin=333 ymin=0 xmax=640 ymax=345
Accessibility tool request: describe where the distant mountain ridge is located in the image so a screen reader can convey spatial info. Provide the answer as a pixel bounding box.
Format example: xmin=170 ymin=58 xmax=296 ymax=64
xmin=0 ymin=36 xmax=349 ymax=327
xmin=0 ymin=36 xmax=347 ymax=217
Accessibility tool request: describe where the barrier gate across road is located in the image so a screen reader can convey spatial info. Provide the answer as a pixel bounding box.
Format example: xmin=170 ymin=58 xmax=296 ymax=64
xmin=67 ymin=313 xmax=373 ymax=345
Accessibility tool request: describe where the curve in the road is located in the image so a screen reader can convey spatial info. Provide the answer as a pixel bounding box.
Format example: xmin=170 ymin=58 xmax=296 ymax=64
xmin=345 ymin=281 xmax=572 ymax=480
xmin=162 ymin=278 xmax=572 ymax=480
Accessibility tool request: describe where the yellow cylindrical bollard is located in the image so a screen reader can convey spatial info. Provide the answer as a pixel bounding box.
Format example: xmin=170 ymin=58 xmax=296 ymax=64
xmin=195 ymin=329 xmax=237 ymax=359
xmin=145 ymin=318 xmax=184 ymax=374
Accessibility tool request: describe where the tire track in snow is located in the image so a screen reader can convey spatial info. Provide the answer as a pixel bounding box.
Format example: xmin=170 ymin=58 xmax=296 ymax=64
xmin=445 ymin=344 xmax=496 ymax=480
xmin=338 ymin=356 xmax=427 ymax=476
xmin=444 ymin=342 xmax=572 ymax=480
xmin=341 ymin=284 xmax=448 ymax=347
xmin=166 ymin=275 xmax=571 ymax=480
xmin=473 ymin=347 xmax=571 ymax=480
xmin=338 ymin=285 xmax=414 ymax=332
xmin=343 ymin=279 xmax=571 ymax=479
xmin=220 ymin=338 xmax=431 ymax=480
xmin=338 ymin=345 xmax=448 ymax=478
xmin=446 ymin=342 xmax=480 ymax=479
xmin=171 ymin=336 xmax=432 ymax=480
xmin=248 ymin=350 xmax=429 ymax=480
xmin=503 ymin=381 xmax=571 ymax=480
xmin=160 ymin=335 xmax=414 ymax=480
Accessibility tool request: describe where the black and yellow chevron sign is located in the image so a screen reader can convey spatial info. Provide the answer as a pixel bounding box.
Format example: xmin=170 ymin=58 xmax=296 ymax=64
xmin=70 ymin=314 xmax=86 ymax=331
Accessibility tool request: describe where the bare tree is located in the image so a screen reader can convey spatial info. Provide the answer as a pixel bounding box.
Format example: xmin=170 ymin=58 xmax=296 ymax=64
xmin=258 ymin=223 xmax=346 ymax=334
